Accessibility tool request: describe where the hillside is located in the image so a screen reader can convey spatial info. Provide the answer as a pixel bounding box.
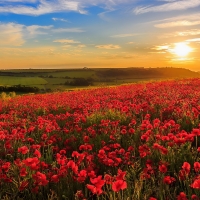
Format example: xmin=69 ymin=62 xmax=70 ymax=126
xmin=96 ymin=67 xmax=200 ymax=79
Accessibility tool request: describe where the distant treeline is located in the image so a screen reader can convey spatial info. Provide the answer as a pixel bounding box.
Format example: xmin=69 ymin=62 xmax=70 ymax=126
xmin=0 ymin=85 xmax=40 ymax=93
xmin=65 ymin=78 xmax=94 ymax=86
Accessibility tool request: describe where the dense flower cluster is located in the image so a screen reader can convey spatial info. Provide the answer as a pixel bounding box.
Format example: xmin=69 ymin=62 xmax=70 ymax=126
xmin=0 ymin=78 xmax=200 ymax=199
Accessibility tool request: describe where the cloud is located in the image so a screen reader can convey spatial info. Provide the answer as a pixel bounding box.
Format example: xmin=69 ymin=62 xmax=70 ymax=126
xmin=52 ymin=17 xmax=70 ymax=22
xmin=111 ymin=34 xmax=137 ymax=38
xmin=0 ymin=0 xmax=79 ymax=16
xmin=52 ymin=28 xmax=85 ymax=33
xmin=134 ymin=0 xmax=200 ymax=14
xmin=0 ymin=23 xmax=25 ymax=46
xmin=153 ymin=45 xmax=169 ymax=51
xmin=95 ymin=44 xmax=121 ymax=49
xmin=186 ymin=38 xmax=200 ymax=42
xmin=0 ymin=0 xmax=136 ymax=16
xmin=160 ymin=29 xmax=200 ymax=38
xmin=53 ymin=39 xmax=81 ymax=44
xmin=26 ymin=25 xmax=53 ymax=36
xmin=155 ymin=20 xmax=200 ymax=28
xmin=0 ymin=0 xmax=37 ymax=2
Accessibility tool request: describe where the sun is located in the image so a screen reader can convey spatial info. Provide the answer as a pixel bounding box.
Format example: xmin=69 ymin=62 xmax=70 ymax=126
xmin=172 ymin=42 xmax=192 ymax=57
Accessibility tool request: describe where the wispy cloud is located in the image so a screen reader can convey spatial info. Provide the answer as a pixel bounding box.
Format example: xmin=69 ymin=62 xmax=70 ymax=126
xmin=153 ymin=45 xmax=169 ymax=51
xmin=0 ymin=23 xmax=25 ymax=46
xmin=134 ymin=0 xmax=200 ymax=14
xmin=111 ymin=34 xmax=137 ymax=38
xmin=0 ymin=0 xmax=136 ymax=16
xmin=26 ymin=25 xmax=53 ymax=36
xmin=52 ymin=17 xmax=70 ymax=22
xmin=53 ymin=39 xmax=81 ymax=44
xmin=52 ymin=28 xmax=85 ymax=33
xmin=155 ymin=20 xmax=200 ymax=28
xmin=0 ymin=0 xmax=37 ymax=2
xmin=186 ymin=38 xmax=200 ymax=42
xmin=160 ymin=29 xmax=200 ymax=38
xmin=0 ymin=0 xmax=79 ymax=16
xmin=95 ymin=44 xmax=121 ymax=49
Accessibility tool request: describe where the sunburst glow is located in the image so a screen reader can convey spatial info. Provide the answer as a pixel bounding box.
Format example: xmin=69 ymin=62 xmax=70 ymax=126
xmin=172 ymin=43 xmax=192 ymax=57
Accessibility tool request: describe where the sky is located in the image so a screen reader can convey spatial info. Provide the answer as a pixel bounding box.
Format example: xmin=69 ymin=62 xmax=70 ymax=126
xmin=0 ymin=0 xmax=200 ymax=71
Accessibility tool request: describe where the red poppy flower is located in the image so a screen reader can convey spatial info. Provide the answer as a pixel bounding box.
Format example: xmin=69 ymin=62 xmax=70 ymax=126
xmin=163 ymin=176 xmax=176 ymax=184
xmin=112 ymin=180 xmax=127 ymax=192
xmin=177 ymin=192 xmax=188 ymax=200
xmin=194 ymin=162 xmax=200 ymax=172
xmin=159 ymin=164 xmax=167 ymax=173
xmin=191 ymin=179 xmax=200 ymax=189
xmin=18 ymin=146 xmax=29 ymax=155
xmin=182 ymin=162 xmax=190 ymax=175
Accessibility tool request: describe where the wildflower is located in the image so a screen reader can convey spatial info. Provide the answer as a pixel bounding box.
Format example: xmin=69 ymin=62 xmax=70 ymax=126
xmin=18 ymin=146 xmax=29 ymax=155
xmin=32 ymin=171 xmax=48 ymax=186
xmin=191 ymin=179 xmax=200 ymax=189
xmin=182 ymin=162 xmax=190 ymax=175
xmin=163 ymin=176 xmax=176 ymax=184
xmin=20 ymin=167 xmax=28 ymax=177
xmin=87 ymin=176 xmax=105 ymax=195
xmin=19 ymin=180 xmax=29 ymax=191
xmin=112 ymin=180 xmax=127 ymax=192
xmin=194 ymin=162 xmax=200 ymax=172
xmin=77 ymin=170 xmax=87 ymax=183
xmin=159 ymin=164 xmax=167 ymax=173
xmin=1 ymin=162 xmax=11 ymax=172
xmin=116 ymin=169 xmax=126 ymax=180
xmin=51 ymin=174 xmax=59 ymax=183
xmin=191 ymin=194 xmax=199 ymax=200
xmin=104 ymin=174 xmax=113 ymax=184
xmin=177 ymin=192 xmax=188 ymax=200
xmin=33 ymin=149 xmax=41 ymax=158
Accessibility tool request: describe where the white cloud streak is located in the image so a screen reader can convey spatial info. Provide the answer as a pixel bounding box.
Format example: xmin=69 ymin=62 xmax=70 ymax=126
xmin=0 ymin=0 xmax=136 ymax=16
xmin=186 ymin=38 xmax=200 ymax=42
xmin=160 ymin=29 xmax=200 ymax=38
xmin=155 ymin=20 xmax=200 ymax=28
xmin=134 ymin=0 xmax=200 ymax=14
xmin=0 ymin=0 xmax=79 ymax=15
xmin=52 ymin=18 xmax=70 ymax=22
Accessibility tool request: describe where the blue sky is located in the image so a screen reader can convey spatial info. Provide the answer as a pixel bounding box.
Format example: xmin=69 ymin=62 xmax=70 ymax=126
xmin=0 ymin=0 xmax=200 ymax=71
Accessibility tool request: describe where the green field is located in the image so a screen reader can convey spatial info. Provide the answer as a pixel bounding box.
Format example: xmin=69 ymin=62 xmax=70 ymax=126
xmin=0 ymin=67 xmax=199 ymax=93
xmin=0 ymin=76 xmax=47 ymax=86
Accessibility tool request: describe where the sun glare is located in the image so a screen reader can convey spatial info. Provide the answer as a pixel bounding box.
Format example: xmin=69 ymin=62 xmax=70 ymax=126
xmin=172 ymin=42 xmax=192 ymax=57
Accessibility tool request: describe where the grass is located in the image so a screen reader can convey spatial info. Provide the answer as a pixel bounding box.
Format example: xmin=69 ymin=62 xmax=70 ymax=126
xmin=0 ymin=76 xmax=47 ymax=86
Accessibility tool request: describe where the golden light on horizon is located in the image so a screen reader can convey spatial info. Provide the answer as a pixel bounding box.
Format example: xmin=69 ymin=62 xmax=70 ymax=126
xmin=172 ymin=42 xmax=192 ymax=57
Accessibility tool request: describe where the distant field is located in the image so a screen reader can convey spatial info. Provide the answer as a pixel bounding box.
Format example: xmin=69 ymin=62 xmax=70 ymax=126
xmin=0 ymin=76 xmax=47 ymax=86
xmin=47 ymin=70 xmax=96 ymax=78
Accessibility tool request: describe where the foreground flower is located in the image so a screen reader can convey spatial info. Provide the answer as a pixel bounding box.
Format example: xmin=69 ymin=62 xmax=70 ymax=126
xmin=112 ymin=180 xmax=127 ymax=192
xmin=191 ymin=179 xmax=200 ymax=189
xmin=177 ymin=192 xmax=188 ymax=200
xmin=18 ymin=146 xmax=29 ymax=155
xmin=87 ymin=176 xmax=105 ymax=195
xmin=163 ymin=176 xmax=176 ymax=184
xmin=182 ymin=162 xmax=190 ymax=175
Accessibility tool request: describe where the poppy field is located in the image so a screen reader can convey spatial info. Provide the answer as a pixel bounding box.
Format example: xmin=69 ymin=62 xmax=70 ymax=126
xmin=0 ymin=78 xmax=200 ymax=200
